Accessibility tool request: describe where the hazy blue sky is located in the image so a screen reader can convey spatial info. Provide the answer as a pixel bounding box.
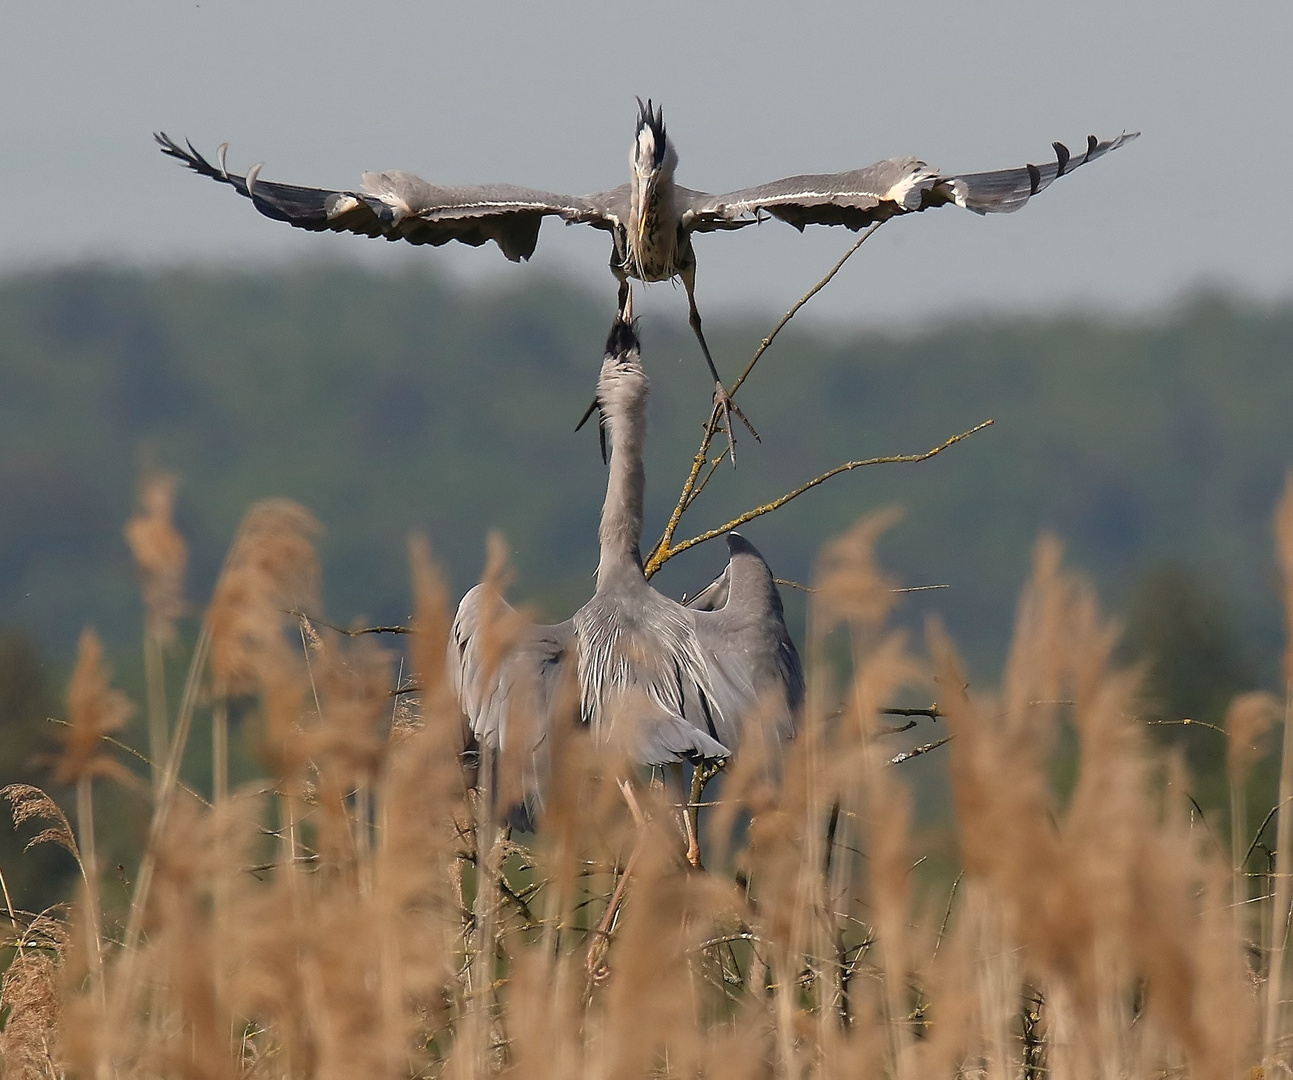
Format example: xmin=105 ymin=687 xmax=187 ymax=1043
xmin=4 ymin=0 xmax=1289 ymax=324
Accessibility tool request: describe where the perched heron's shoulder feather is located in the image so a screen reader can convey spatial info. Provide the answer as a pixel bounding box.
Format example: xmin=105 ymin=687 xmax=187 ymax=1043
xmin=689 ymin=533 xmax=803 ymax=752
xmin=572 ymin=588 xmax=730 ymax=765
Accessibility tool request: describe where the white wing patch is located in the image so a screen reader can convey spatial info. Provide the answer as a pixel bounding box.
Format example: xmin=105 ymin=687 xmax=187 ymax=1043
xmin=883 ymin=164 xmax=940 ymax=210
xmin=325 ymin=194 xmax=361 ymax=219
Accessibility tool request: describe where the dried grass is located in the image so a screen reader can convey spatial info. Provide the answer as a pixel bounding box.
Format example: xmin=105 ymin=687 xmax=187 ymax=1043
xmin=5 ymin=478 xmax=1293 ymax=1080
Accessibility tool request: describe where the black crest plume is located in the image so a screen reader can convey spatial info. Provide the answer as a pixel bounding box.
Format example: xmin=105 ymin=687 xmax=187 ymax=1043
xmin=634 ymin=97 xmax=667 ymax=167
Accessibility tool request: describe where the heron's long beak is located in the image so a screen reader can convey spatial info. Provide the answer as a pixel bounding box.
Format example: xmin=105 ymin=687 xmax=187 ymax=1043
xmin=635 ymin=172 xmax=657 ymax=248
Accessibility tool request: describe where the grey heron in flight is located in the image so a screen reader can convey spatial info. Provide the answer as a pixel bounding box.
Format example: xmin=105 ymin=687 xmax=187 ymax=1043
xmin=156 ymin=103 xmax=1136 ymax=458
xmin=448 ymin=295 xmax=802 ymax=860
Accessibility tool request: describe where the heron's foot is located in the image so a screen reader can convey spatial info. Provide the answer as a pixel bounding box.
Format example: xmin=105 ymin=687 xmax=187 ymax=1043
xmin=707 ymin=382 xmax=760 ymax=467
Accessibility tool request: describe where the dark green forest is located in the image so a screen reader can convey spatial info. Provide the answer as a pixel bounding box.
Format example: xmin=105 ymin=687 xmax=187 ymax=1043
xmin=2 ymin=264 xmax=1288 ymax=667
xmin=0 ymin=263 xmax=1290 ymax=905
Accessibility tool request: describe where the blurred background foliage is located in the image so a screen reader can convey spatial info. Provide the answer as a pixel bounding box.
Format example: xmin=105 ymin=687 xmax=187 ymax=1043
xmin=0 ymin=263 xmax=1288 ymax=907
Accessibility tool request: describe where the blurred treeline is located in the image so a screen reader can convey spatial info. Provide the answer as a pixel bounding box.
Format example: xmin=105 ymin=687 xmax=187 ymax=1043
xmin=0 ymin=263 xmax=1288 ymax=904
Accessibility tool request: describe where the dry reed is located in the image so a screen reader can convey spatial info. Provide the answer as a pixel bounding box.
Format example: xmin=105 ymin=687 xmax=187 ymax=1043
xmin=4 ymin=476 xmax=1293 ymax=1080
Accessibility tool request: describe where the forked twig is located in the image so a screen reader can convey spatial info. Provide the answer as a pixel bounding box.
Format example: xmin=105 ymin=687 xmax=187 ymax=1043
xmin=729 ymin=222 xmax=884 ymax=399
xmin=646 ymin=226 xmax=884 ymax=575
xmin=888 ymin=736 xmax=952 ymax=766
xmin=646 ymin=420 xmax=994 ymax=575
xmin=286 ymin=609 xmax=411 ymax=636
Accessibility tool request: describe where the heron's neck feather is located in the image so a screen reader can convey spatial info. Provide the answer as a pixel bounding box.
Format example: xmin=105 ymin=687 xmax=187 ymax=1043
xmin=598 ymin=388 xmax=648 ymax=581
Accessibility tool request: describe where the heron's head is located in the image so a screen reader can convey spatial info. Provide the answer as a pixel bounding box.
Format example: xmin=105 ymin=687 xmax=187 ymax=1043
xmin=595 ymin=292 xmax=648 ymax=442
xmin=629 ymin=99 xmax=677 ymax=236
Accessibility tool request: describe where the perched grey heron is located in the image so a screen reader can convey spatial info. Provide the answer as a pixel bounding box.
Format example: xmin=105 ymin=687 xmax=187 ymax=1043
xmin=156 ymin=104 xmax=1136 ymax=458
xmin=449 ymin=296 xmax=802 ymax=861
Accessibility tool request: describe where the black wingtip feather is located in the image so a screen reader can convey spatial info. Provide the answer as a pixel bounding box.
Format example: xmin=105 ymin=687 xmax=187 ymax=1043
xmin=1052 ymin=141 xmax=1071 ymax=177
xmin=1026 ymin=163 xmax=1042 ymax=196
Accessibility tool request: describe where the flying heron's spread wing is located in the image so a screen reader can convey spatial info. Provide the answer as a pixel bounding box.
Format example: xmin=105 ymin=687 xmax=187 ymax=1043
xmin=156 ymin=134 xmax=627 ymax=262
xmin=449 ymin=583 xmax=575 ymax=809
xmin=681 ymin=131 xmax=1139 ymax=233
xmin=688 ymin=533 xmax=803 ymax=755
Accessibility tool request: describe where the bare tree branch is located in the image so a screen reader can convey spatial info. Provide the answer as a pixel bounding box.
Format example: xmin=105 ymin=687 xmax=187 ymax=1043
xmin=888 ymin=736 xmax=952 ymax=766
xmin=645 ymin=420 xmax=994 ymax=576
xmin=729 ymin=222 xmax=885 ymax=400
xmin=285 ymin=609 xmax=411 ymax=636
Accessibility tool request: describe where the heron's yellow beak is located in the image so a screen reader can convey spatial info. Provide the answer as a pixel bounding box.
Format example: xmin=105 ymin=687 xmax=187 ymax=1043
xmin=636 ymin=173 xmax=656 ymax=247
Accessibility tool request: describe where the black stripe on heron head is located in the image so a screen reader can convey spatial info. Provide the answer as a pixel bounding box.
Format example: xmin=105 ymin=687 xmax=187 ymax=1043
xmin=634 ymin=96 xmax=667 ymax=167
xmin=1027 ymin=163 xmax=1042 ymax=196
xmin=1053 ymin=141 xmax=1071 ymax=177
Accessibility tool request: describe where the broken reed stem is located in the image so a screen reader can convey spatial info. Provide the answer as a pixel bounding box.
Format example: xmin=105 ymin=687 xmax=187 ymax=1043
xmin=142 ymin=631 xmax=168 ymax=795
xmin=112 ymin=622 xmax=211 ymax=1026
xmin=75 ymin=773 xmax=106 ymax=1011
xmin=213 ymin=683 xmax=228 ymax=808
xmin=470 ymin=740 xmax=498 ymax=1073
xmin=646 ymin=420 xmax=994 ymax=576
xmin=1232 ymin=772 xmax=1249 ymax=956
xmin=1265 ymin=682 xmax=1293 ymax=1067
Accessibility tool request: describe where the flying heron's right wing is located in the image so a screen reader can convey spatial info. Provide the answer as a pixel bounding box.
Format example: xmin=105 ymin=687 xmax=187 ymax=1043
xmin=449 ymin=583 xmax=575 ymax=817
xmin=157 ymin=134 xmax=621 ymax=262
xmin=681 ymin=131 xmax=1138 ymax=233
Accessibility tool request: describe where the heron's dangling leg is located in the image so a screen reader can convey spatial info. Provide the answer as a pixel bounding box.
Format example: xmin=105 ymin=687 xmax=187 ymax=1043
xmin=683 ymin=758 xmax=726 ymax=870
xmin=681 ymin=265 xmax=758 ymax=467
xmin=684 ymin=763 xmax=706 ymax=869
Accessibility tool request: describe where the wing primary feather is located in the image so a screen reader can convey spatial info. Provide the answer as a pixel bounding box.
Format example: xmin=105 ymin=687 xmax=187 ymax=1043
xmin=1027 ymin=163 xmax=1041 ymax=196
xmin=1083 ymin=134 xmax=1098 ymax=163
xmin=217 ymin=142 xmax=230 ymax=181
xmin=1052 ymin=141 xmax=1070 ymax=177
xmin=245 ymin=162 xmax=264 ymax=202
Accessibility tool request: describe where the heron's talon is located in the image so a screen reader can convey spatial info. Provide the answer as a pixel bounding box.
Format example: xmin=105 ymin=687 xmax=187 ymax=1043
xmin=707 ymin=382 xmax=759 ymax=467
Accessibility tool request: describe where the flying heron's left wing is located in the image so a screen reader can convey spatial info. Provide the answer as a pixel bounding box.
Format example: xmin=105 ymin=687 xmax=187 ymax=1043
xmin=689 ymin=533 xmax=803 ymax=758
xmin=681 ymin=132 xmax=1138 ymax=233
xmin=156 ymin=134 xmax=619 ymax=262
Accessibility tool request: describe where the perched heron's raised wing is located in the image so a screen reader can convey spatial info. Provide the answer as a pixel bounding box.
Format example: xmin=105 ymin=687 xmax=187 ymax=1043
xmin=156 ymin=134 xmax=627 ymax=262
xmin=449 ymin=583 xmax=575 ymax=816
xmin=689 ymin=533 xmax=804 ymax=755
xmin=681 ymin=132 xmax=1138 ymax=233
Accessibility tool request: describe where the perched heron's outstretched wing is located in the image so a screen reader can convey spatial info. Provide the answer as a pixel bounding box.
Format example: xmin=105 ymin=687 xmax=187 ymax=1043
xmin=680 ymin=132 xmax=1138 ymax=233
xmin=449 ymin=583 xmax=575 ymax=816
xmin=689 ymin=533 xmax=804 ymax=755
xmin=156 ymin=134 xmax=627 ymax=262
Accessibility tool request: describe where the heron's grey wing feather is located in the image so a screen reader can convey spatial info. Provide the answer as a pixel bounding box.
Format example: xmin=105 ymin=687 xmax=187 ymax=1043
xmin=681 ymin=131 xmax=1137 ymax=232
xmin=581 ymin=184 xmax=632 ymax=229
xmin=684 ymin=565 xmax=730 ymax=612
xmin=574 ymin=593 xmax=730 ymax=766
xmin=449 ymin=583 xmax=574 ymax=751
xmin=156 ymin=134 xmax=614 ymax=262
xmin=937 ymin=131 xmax=1139 ymax=214
xmin=681 ymin=158 xmax=939 ymax=233
xmin=692 ymin=534 xmax=803 ymax=752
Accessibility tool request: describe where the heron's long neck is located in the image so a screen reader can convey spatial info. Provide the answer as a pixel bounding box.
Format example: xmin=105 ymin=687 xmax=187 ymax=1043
xmin=598 ymin=391 xmax=647 ymax=582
